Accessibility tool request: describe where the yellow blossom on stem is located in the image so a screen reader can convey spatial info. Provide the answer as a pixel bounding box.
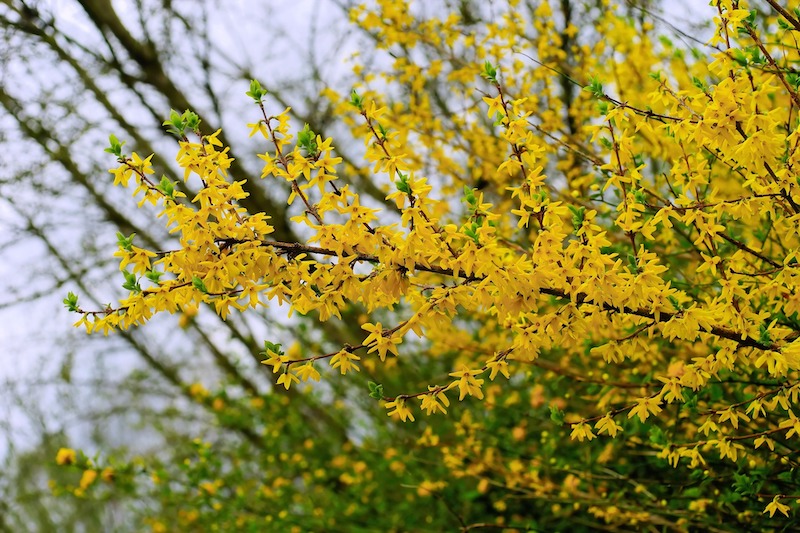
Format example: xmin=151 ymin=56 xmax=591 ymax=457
xmin=486 ymin=358 xmax=510 ymax=380
xmin=385 ymin=397 xmax=415 ymax=422
xmin=79 ymin=469 xmax=98 ymax=490
xmin=329 ymin=349 xmax=360 ymax=374
xmin=419 ymin=387 xmax=450 ymax=415
xmin=594 ymin=414 xmax=623 ymax=438
xmin=570 ymin=422 xmax=596 ymax=442
xmin=448 ymin=366 xmax=485 ymax=400
xmin=276 ymin=371 xmax=300 ymax=390
xmin=295 ymin=362 xmax=321 ymax=382
xmin=764 ymin=496 xmax=791 ymax=518
xmin=56 ymin=448 xmax=76 ymax=466
xmin=628 ymin=396 xmax=663 ymax=423
xmin=361 ymin=322 xmax=402 ymax=361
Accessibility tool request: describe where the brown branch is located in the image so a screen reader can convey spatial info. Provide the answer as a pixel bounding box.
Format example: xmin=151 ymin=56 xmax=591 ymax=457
xmin=765 ymin=0 xmax=800 ymax=33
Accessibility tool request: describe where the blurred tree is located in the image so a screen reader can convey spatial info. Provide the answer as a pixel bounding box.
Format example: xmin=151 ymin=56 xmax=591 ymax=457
xmin=0 ymin=0 xmax=363 ymax=527
xmin=13 ymin=1 xmax=791 ymax=532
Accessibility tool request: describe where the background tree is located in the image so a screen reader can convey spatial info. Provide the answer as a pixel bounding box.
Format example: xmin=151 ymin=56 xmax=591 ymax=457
xmin=0 ymin=0 xmax=360 ymax=527
xmin=8 ymin=1 xmax=796 ymax=532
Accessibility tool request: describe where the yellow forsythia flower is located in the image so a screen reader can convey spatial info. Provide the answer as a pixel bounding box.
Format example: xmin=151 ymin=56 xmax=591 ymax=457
xmin=79 ymin=469 xmax=98 ymax=490
xmin=56 ymin=448 xmax=76 ymax=466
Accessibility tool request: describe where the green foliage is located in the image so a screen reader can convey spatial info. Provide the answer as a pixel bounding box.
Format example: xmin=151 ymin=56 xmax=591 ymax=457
xmin=163 ymin=109 xmax=201 ymax=138
xmin=246 ymin=79 xmax=267 ymax=103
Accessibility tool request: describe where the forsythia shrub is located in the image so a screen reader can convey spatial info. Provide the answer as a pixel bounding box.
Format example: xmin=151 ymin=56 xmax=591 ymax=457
xmin=58 ymin=0 xmax=800 ymax=530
